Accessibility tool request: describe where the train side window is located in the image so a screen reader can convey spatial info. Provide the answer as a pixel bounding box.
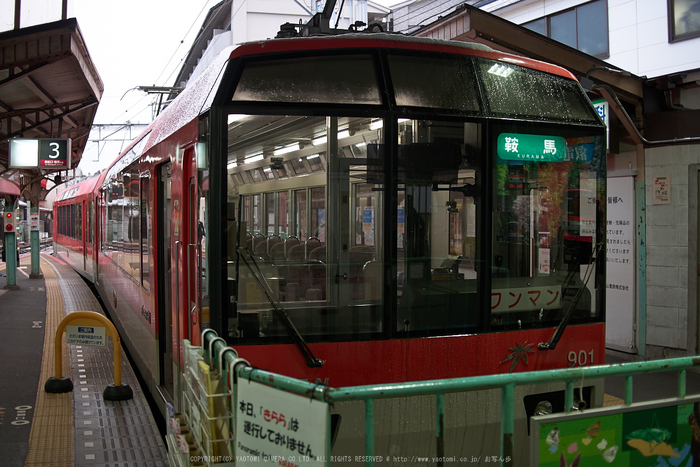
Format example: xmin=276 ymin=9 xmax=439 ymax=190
xmin=140 ymin=174 xmax=151 ymax=293
xmin=293 ymin=189 xmax=307 ymax=241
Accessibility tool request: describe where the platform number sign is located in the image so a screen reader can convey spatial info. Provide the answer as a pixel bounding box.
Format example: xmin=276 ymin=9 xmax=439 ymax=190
xmin=3 ymin=211 xmax=15 ymax=233
xmin=39 ymin=139 xmax=70 ymax=168
xmin=9 ymin=138 xmax=71 ymax=169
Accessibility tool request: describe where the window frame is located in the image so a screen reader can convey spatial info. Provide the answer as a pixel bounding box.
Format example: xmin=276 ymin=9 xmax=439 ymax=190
xmin=668 ymin=0 xmax=700 ymax=42
xmin=522 ymin=0 xmax=610 ymax=59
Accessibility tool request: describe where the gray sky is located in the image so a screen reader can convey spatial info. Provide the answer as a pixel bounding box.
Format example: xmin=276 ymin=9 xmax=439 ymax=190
xmin=2 ymin=0 xmax=398 ymax=174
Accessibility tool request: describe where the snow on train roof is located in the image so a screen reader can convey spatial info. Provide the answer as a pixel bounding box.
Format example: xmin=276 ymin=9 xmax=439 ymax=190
xmin=54 ymin=176 xmax=100 ymax=202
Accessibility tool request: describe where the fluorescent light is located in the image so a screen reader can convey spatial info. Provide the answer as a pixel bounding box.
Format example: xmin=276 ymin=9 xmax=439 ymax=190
xmin=274 ymin=143 xmax=300 ymax=156
xmin=312 ymin=136 xmax=326 ymax=146
xmin=337 ymin=130 xmax=350 ymax=139
xmin=227 ymin=160 xmax=237 ymax=169
xmin=370 ymin=120 xmax=383 ymax=130
xmin=307 ymin=153 xmax=320 ymax=159
xmin=488 ymin=63 xmax=514 ymax=78
xmin=228 ymin=114 xmax=246 ymax=124
xmin=244 ymin=154 xmax=264 ymax=164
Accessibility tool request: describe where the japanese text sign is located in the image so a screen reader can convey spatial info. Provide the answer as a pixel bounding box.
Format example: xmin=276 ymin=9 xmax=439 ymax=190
xmin=236 ymin=380 xmax=329 ymax=466
xmin=66 ymin=325 xmax=106 ymax=346
xmin=497 ymin=133 xmax=567 ymax=162
xmin=491 ymin=285 xmax=562 ymax=314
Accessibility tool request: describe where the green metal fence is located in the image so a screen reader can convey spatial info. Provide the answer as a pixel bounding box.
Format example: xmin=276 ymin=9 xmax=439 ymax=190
xmin=201 ymin=329 xmax=700 ymax=467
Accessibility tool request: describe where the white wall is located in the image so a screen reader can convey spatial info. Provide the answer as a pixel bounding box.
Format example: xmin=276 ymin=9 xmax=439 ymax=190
xmin=644 ymin=144 xmax=700 ymax=350
xmin=493 ymin=0 xmax=700 ymax=79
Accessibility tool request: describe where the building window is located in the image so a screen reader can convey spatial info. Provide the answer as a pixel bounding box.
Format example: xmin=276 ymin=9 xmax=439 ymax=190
xmin=523 ymin=0 xmax=609 ymax=58
xmin=669 ymin=0 xmax=700 ymax=42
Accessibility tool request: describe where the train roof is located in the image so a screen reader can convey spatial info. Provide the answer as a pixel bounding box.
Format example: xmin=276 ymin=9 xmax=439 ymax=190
xmin=231 ymin=33 xmax=577 ymax=80
xmin=107 ymin=33 xmax=588 ymax=174
xmin=54 ymin=176 xmax=100 ymax=202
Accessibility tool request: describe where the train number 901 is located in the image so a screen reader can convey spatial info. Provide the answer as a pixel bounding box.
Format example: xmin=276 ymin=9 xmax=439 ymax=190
xmin=568 ymin=350 xmax=594 ymax=367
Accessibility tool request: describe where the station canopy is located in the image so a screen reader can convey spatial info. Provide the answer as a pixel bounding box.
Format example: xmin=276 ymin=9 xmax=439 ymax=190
xmin=0 ymin=18 xmax=102 ymax=195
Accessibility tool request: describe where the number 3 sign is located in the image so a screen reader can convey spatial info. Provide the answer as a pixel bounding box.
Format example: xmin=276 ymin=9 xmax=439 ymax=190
xmin=39 ymin=139 xmax=71 ymax=168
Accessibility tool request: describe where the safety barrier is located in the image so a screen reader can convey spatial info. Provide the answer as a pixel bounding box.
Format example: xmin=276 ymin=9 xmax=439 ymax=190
xmin=170 ymin=329 xmax=700 ymax=466
xmin=44 ymin=310 xmax=133 ymax=401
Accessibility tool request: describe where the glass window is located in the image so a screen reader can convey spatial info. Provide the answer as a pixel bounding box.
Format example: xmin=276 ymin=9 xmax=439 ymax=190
xmin=396 ymin=119 xmax=481 ymax=333
xmin=388 ymin=54 xmax=481 ymax=113
xmin=233 ymin=55 xmax=382 ymax=105
xmin=224 ymin=113 xmax=384 ymax=342
xmin=277 ymin=191 xmax=288 ymax=237
xmin=523 ymin=18 xmax=546 ymax=35
xmin=141 ymin=175 xmax=151 ymax=292
xmin=102 ymin=161 xmax=140 ymax=282
xmin=251 ymin=194 xmax=261 ymax=234
xmin=521 ymin=0 xmax=609 ymax=57
xmin=550 ymin=9 xmax=577 ymax=48
xmin=491 ymin=124 xmax=605 ymax=331
xmin=669 ymin=0 xmax=700 ymax=41
xmin=265 ymin=193 xmax=275 ymax=236
xmin=294 ymin=189 xmax=307 ymax=241
xmin=311 ymin=187 xmax=326 ymax=243
xmin=577 ymin=0 xmax=608 ymax=56
xmin=88 ymin=200 xmax=95 ymax=246
xmin=478 ymin=58 xmax=600 ymax=123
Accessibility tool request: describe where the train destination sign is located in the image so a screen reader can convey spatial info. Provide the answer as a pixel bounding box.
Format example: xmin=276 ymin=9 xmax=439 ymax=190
xmin=497 ymin=133 xmax=567 ymax=162
xmin=9 ymin=138 xmax=72 ymax=169
xmin=66 ymin=325 xmax=106 ymax=347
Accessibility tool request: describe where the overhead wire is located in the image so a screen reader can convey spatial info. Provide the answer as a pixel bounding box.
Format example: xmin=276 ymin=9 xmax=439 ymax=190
xmin=153 ymin=0 xmax=214 ymax=87
xmin=106 ymin=0 xmax=214 ymax=127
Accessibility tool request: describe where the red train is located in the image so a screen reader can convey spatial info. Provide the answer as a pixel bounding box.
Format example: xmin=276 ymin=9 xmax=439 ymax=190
xmin=54 ymin=23 xmax=606 ymax=463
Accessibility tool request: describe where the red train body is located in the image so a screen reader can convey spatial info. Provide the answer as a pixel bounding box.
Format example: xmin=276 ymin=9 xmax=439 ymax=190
xmin=54 ymin=31 xmax=607 ymax=463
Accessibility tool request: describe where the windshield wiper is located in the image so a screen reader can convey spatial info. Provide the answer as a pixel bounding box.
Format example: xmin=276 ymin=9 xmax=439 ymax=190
xmin=538 ymin=242 xmax=603 ymax=351
xmin=237 ymin=249 xmax=324 ymax=368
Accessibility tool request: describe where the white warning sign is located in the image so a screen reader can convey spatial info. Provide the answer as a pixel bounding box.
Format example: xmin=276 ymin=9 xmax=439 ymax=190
xmin=66 ymin=325 xmax=106 ymax=346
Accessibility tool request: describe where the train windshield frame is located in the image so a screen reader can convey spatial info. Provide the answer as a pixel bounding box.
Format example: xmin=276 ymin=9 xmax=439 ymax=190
xmin=200 ymin=45 xmax=606 ymax=346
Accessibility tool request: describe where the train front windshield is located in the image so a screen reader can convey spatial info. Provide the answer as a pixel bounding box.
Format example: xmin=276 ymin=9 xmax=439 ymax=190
xmin=206 ymin=46 xmax=606 ymax=343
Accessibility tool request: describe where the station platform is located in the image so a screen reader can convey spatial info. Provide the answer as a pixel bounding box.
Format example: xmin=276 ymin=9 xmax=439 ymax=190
xmin=0 ymin=253 xmax=167 ymax=467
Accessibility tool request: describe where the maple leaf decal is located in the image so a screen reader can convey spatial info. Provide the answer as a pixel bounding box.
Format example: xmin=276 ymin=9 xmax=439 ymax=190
xmin=500 ymin=341 xmax=535 ymax=373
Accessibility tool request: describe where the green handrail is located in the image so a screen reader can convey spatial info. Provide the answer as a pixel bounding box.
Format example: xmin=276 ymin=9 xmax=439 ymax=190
xmin=202 ymin=329 xmax=700 ymax=466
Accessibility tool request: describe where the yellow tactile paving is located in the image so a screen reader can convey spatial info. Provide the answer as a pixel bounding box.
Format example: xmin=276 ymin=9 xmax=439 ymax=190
xmin=24 ymin=257 xmax=73 ymax=467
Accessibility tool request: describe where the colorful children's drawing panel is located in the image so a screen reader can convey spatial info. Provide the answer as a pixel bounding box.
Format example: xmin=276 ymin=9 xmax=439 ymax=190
xmin=531 ymin=395 xmax=700 ymax=466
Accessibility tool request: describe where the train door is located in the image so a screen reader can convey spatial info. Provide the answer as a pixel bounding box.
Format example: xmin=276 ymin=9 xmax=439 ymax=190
xmin=328 ymin=123 xmax=384 ymax=309
xmin=186 ymin=145 xmax=207 ymax=346
xmin=96 ymin=191 xmax=104 ymax=285
xmin=87 ymin=199 xmax=95 ymax=279
xmin=82 ymin=201 xmax=87 ymax=272
xmin=157 ymin=162 xmax=174 ymax=401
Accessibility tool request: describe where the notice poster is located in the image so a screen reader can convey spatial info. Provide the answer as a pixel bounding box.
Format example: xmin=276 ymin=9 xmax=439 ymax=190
xmin=606 ymin=177 xmax=636 ymax=351
xmin=236 ymin=380 xmax=328 ymax=466
xmin=653 ymin=175 xmax=671 ymax=205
